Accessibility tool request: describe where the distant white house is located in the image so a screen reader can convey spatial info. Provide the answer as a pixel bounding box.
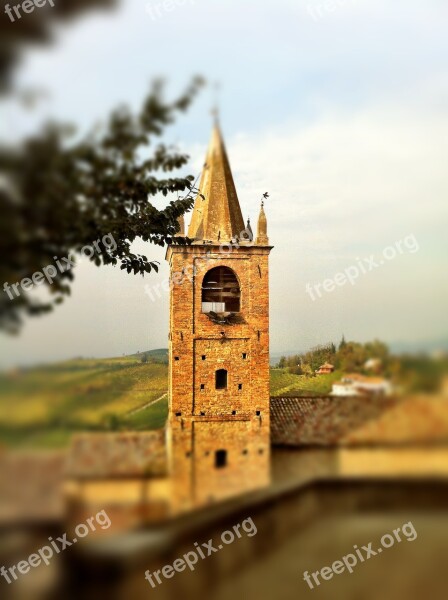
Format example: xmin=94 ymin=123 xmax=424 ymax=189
xmin=331 ymin=373 xmax=392 ymax=397
xmin=364 ymin=358 xmax=382 ymax=371
xmin=331 ymin=381 xmax=359 ymax=396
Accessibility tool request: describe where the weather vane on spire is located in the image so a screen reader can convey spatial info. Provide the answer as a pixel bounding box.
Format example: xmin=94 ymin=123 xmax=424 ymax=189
xmin=261 ymin=192 xmax=269 ymax=207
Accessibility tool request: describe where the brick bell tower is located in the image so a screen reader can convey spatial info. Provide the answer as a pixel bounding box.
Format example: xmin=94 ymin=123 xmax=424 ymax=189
xmin=166 ymin=122 xmax=272 ymax=514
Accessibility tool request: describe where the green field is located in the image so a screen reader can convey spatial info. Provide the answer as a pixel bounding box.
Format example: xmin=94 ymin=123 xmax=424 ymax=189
xmin=0 ymin=355 xmax=168 ymax=448
xmin=270 ymin=368 xmax=342 ymax=396
xmin=0 ymin=357 xmax=336 ymax=448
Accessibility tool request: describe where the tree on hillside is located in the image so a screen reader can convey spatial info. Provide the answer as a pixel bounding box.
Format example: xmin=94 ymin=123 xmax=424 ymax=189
xmin=301 ymin=343 xmax=336 ymax=372
xmin=336 ymin=341 xmax=368 ymax=372
xmin=277 ymin=354 xmax=303 ymax=373
xmin=277 ymin=356 xmax=287 ymax=368
xmin=282 ymin=339 xmax=392 ymax=375
xmin=300 ymin=363 xmax=314 ymax=378
xmin=0 ymin=77 xmax=204 ymax=334
xmin=364 ymin=339 xmax=389 ymax=362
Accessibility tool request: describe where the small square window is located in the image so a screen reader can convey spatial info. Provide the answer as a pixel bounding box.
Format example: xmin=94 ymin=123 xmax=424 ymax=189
xmin=232 ymin=410 xmax=236 ymax=415
xmin=238 ymin=384 xmax=243 ymax=390
xmin=174 ymin=356 xmax=180 ymax=361
xmin=202 ymin=355 xmax=206 ymax=360
xmin=200 ymin=384 xmax=205 ymax=390
xmin=175 ymin=411 xmax=182 ymax=417
xmin=242 ymin=449 xmax=248 ymax=455
xmin=256 ymin=410 xmax=261 ymax=416
xmin=200 ymin=411 xmax=205 ymax=416
xmin=215 ymin=449 xmax=227 ymax=469
xmin=242 ymin=353 xmax=247 ymax=359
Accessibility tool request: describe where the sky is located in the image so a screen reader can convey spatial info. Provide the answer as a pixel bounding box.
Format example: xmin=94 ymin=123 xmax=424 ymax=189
xmin=1 ymin=0 xmax=448 ymax=367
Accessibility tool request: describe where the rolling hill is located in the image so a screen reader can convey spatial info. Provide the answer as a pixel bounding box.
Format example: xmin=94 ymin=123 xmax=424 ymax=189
xmin=0 ymin=355 xmax=335 ymax=448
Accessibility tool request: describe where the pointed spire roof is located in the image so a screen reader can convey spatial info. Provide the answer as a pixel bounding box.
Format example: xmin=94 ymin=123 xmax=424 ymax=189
xmin=188 ymin=123 xmax=245 ymax=242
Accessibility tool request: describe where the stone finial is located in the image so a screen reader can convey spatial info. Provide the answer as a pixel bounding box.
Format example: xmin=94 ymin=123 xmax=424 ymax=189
xmin=245 ymin=217 xmax=253 ymax=242
xmin=256 ymin=201 xmax=269 ymax=245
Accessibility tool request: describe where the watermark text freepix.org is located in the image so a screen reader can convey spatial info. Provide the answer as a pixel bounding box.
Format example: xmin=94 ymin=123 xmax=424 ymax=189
xmin=4 ymin=0 xmax=55 ymax=23
xmin=0 ymin=509 xmax=111 ymax=585
xmin=307 ymin=0 xmax=357 ymax=22
xmin=303 ymin=520 xmax=417 ymax=589
xmin=144 ymin=516 xmax=257 ymax=588
xmin=3 ymin=233 xmax=117 ymax=301
xmin=305 ymin=233 xmax=419 ymax=301
xmin=145 ymin=0 xmax=196 ymax=21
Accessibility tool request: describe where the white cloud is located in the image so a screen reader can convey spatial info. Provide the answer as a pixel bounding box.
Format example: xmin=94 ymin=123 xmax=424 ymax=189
xmin=220 ymin=98 xmax=448 ymax=350
xmin=2 ymin=0 xmax=448 ymax=365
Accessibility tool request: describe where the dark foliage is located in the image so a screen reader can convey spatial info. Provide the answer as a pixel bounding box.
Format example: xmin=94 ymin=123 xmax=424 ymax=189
xmin=0 ymin=77 xmax=204 ymax=333
xmin=0 ymin=0 xmax=117 ymax=93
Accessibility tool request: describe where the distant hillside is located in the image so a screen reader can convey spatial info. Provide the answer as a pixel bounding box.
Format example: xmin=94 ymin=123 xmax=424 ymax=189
xmin=0 ymin=351 xmax=337 ymax=449
xmin=0 ymin=355 xmax=169 ymax=449
xmin=269 ymin=351 xmax=304 ymax=366
xmin=130 ymin=349 xmax=168 ymax=364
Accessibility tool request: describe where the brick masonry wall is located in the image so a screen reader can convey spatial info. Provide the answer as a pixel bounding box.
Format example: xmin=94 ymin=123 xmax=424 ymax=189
xmin=66 ymin=430 xmax=167 ymax=478
xmin=166 ymin=244 xmax=272 ymax=513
